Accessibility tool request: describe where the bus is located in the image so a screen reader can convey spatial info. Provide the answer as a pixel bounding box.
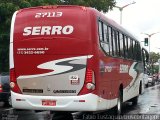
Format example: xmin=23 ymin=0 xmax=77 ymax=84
xmin=10 ymin=5 xmax=144 ymax=114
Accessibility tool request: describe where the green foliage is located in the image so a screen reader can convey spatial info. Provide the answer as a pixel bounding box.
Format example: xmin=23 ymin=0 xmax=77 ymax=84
xmin=149 ymin=52 xmax=160 ymax=74
xmin=0 ymin=2 xmax=19 ymax=33
xmin=56 ymin=0 xmax=115 ymax=12
xmin=29 ymin=0 xmax=45 ymax=6
xmin=19 ymin=1 xmax=31 ymax=8
xmin=149 ymin=52 xmax=160 ymax=64
xmin=0 ymin=34 xmax=9 ymax=72
xmin=152 ymin=65 xmax=159 ymax=74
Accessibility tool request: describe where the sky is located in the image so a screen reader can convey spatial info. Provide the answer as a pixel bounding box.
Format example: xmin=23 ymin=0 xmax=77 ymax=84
xmin=105 ymin=0 xmax=160 ymax=53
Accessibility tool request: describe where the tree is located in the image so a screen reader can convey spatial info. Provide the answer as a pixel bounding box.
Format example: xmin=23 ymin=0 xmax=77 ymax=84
xmin=55 ymin=0 xmax=115 ymax=12
xmin=0 ymin=34 xmax=9 ymax=72
xmin=149 ymin=52 xmax=160 ymax=74
xmin=149 ymin=52 xmax=160 ymax=64
xmin=0 ymin=0 xmax=115 ymax=72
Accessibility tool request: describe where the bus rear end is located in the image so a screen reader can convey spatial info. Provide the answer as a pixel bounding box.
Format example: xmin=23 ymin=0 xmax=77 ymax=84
xmin=10 ymin=6 xmax=99 ymax=111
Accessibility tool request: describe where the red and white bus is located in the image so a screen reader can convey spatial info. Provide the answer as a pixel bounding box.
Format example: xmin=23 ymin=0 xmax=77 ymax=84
xmin=10 ymin=5 xmax=144 ymax=114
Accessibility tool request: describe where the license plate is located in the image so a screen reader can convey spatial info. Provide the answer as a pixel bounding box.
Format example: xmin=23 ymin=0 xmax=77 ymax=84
xmin=42 ymin=100 xmax=56 ymax=106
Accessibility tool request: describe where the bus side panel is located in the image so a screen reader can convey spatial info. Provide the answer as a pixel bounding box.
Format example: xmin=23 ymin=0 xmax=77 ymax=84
xmin=98 ymin=50 xmax=143 ymax=108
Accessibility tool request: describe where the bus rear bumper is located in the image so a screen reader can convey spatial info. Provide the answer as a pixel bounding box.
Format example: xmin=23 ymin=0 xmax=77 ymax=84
xmin=11 ymin=91 xmax=109 ymax=111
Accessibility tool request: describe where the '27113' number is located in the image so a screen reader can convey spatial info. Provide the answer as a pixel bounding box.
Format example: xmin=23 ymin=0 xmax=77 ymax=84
xmin=35 ymin=12 xmax=62 ymax=18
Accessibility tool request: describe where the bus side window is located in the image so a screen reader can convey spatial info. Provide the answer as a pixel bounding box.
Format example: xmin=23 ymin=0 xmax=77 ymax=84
xmin=128 ymin=37 xmax=131 ymax=59
xmin=137 ymin=43 xmax=142 ymax=61
xmin=130 ymin=39 xmax=134 ymax=59
xmin=108 ymin=26 xmax=112 ymax=56
xmin=125 ymin=36 xmax=128 ymax=58
xmin=119 ymin=33 xmax=124 ymax=58
xmin=98 ymin=21 xmax=103 ymax=41
xmin=112 ymin=29 xmax=117 ymax=56
xmin=132 ymin=40 xmax=136 ymax=60
xmin=103 ymin=24 xmax=110 ymax=54
xmin=117 ymin=31 xmax=120 ymax=57
xmin=98 ymin=21 xmax=110 ymax=55
xmin=123 ymin=35 xmax=128 ymax=58
xmin=134 ymin=41 xmax=138 ymax=60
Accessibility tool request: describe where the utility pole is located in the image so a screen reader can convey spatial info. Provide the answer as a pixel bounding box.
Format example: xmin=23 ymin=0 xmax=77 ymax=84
xmin=114 ymin=1 xmax=136 ymax=24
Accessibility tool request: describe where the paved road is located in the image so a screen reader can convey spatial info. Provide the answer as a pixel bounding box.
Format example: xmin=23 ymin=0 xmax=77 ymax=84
xmin=0 ymin=83 xmax=160 ymax=120
xmin=123 ymin=83 xmax=160 ymax=114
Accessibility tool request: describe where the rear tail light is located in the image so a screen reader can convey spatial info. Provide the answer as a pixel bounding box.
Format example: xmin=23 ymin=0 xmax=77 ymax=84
xmin=85 ymin=69 xmax=93 ymax=83
xmin=85 ymin=69 xmax=95 ymax=90
xmin=10 ymin=68 xmax=16 ymax=82
xmin=10 ymin=68 xmax=22 ymax=94
xmin=78 ymin=68 xmax=95 ymax=95
xmin=0 ymin=84 xmax=3 ymax=92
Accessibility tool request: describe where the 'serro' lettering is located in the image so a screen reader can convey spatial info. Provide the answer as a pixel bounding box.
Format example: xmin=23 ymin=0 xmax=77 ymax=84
xmin=23 ymin=25 xmax=74 ymax=36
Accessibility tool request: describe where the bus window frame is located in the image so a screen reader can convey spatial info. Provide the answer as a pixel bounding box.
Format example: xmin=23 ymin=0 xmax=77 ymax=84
xmin=97 ymin=18 xmax=142 ymax=62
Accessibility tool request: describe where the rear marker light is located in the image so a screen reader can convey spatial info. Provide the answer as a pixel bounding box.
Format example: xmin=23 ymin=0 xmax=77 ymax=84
xmin=16 ymin=99 xmax=25 ymax=101
xmin=74 ymin=100 xmax=86 ymax=102
xmin=0 ymin=84 xmax=2 ymax=92
xmin=86 ymin=83 xmax=95 ymax=90
xmin=10 ymin=82 xmax=15 ymax=88
xmin=16 ymin=99 xmax=21 ymax=101
xmin=79 ymin=100 xmax=85 ymax=102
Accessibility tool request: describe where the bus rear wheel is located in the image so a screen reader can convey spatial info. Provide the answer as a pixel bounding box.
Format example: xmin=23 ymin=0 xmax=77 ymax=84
xmin=116 ymin=90 xmax=123 ymax=115
xmin=52 ymin=112 xmax=73 ymax=120
xmin=131 ymin=96 xmax=138 ymax=106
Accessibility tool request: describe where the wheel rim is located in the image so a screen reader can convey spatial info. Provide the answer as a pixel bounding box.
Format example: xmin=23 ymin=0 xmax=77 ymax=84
xmin=117 ymin=92 xmax=122 ymax=114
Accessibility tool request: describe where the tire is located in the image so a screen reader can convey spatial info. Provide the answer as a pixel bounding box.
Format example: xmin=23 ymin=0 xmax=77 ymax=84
xmin=116 ymin=90 xmax=123 ymax=115
xmin=139 ymin=82 xmax=142 ymax=94
xmin=4 ymin=96 xmax=12 ymax=107
xmin=8 ymin=96 xmax=12 ymax=106
xmin=131 ymin=96 xmax=138 ymax=106
xmin=52 ymin=112 xmax=73 ymax=120
xmin=152 ymin=81 xmax=155 ymax=86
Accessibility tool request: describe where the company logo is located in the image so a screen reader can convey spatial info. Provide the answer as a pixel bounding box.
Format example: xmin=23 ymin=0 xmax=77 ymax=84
xmin=23 ymin=25 xmax=74 ymax=36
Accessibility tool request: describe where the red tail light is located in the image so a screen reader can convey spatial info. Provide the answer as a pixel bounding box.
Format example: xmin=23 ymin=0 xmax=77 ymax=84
xmin=85 ymin=69 xmax=93 ymax=83
xmin=10 ymin=68 xmax=22 ymax=94
xmin=10 ymin=68 xmax=16 ymax=82
xmin=0 ymin=84 xmax=3 ymax=92
xmin=78 ymin=68 xmax=95 ymax=95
